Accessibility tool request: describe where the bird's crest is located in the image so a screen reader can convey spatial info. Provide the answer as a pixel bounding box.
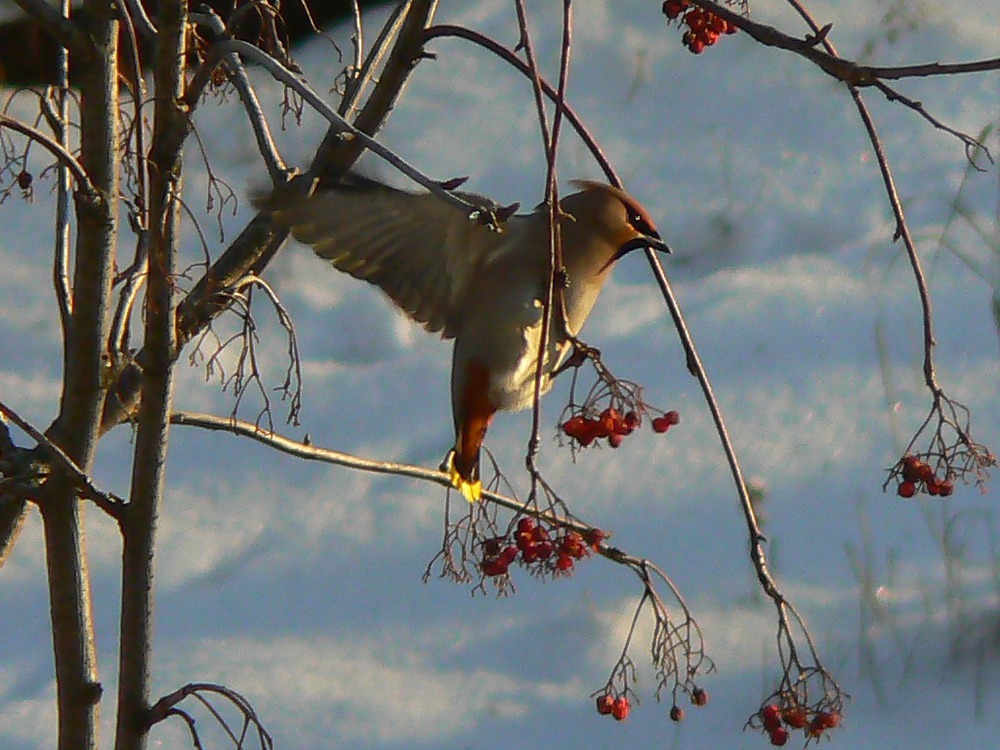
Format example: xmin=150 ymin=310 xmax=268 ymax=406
xmin=569 ymin=179 xmax=661 ymax=237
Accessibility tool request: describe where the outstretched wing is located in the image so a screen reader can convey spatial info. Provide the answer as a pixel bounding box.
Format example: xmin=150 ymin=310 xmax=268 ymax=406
xmin=262 ymin=178 xmax=509 ymax=338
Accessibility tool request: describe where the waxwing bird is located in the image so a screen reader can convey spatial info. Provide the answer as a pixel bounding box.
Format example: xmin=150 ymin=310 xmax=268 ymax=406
xmin=260 ymin=176 xmax=669 ymax=501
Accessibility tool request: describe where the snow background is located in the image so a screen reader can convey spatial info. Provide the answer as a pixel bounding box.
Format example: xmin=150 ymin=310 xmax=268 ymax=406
xmin=1 ymin=0 xmax=999 ymax=748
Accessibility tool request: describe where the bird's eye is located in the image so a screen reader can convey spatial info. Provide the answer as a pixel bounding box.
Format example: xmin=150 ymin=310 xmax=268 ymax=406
xmin=629 ymin=212 xmax=657 ymax=236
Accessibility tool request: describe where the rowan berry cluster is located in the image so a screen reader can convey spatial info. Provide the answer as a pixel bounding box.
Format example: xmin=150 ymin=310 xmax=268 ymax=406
xmin=756 ymin=703 xmax=841 ymax=746
xmin=480 ymin=517 xmax=604 ymax=578
xmin=894 ymin=454 xmax=954 ymax=498
xmin=661 ymin=0 xmax=738 ymax=54
xmin=595 ymin=693 xmax=631 ymax=721
xmin=561 ymin=407 xmax=679 ymax=449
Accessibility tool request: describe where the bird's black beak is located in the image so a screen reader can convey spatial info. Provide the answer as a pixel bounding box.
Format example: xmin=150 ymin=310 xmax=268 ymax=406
xmin=611 ymin=233 xmax=672 ymax=264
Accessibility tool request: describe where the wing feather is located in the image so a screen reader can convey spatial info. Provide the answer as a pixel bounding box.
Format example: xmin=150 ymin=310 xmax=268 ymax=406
xmin=263 ymin=181 xmax=508 ymax=337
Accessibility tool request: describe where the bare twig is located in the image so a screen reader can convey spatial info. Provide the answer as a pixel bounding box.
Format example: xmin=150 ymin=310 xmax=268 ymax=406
xmin=147 ymin=682 xmax=273 ymax=750
xmin=185 ymin=37 xmax=501 ymax=224
xmin=109 ymin=0 xmax=151 ymax=356
xmin=9 ymin=0 xmax=89 ymax=53
xmin=687 ymin=0 xmax=991 ymax=162
xmin=0 ymin=114 xmax=94 ymax=193
xmin=189 ymin=9 xmax=289 ymax=184
xmin=0 ymin=399 xmax=124 ymax=516
xmin=423 ymin=24 xmax=618 ymax=204
xmin=511 ymin=0 xmax=574 ymax=495
xmin=338 ymin=0 xmax=408 ymax=121
xmin=49 ymin=0 xmax=73 ymax=332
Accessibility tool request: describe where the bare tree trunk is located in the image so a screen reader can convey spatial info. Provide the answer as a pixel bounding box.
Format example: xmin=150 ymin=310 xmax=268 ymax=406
xmin=40 ymin=0 xmax=121 ymax=746
xmin=114 ymin=1 xmax=187 ymax=748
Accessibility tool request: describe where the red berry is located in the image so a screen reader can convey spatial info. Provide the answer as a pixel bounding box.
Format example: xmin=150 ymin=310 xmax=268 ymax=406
xmin=534 ymin=541 xmax=554 ymax=559
xmin=808 ymin=716 xmax=826 ymax=737
xmin=517 ymin=517 xmax=536 ymax=535
xmin=596 ymin=694 xmax=614 ymax=715
xmin=761 ymin=704 xmax=781 ymax=732
xmin=556 ymin=553 xmax=574 ymax=572
xmin=520 ymin=544 xmax=539 ymax=563
xmin=562 ymin=416 xmax=587 ymax=438
xmin=691 ymin=687 xmax=708 ymax=706
xmin=483 ymin=537 xmax=504 ymax=557
xmin=897 ymin=480 xmax=916 ymax=498
xmin=576 ymin=427 xmax=599 ymax=447
xmin=901 ymin=455 xmax=921 ymax=482
xmin=938 ymin=479 xmax=954 ymax=497
xmin=769 ymin=726 xmax=789 ymax=746
xmin=16 ymin=171 xmax=32 ymax=190
xmin=608 ymin=433 xmax=624 ymax=448
xmin=670 ymin=705 xmax=685 ymax=722
xmin=664 ymin=410 xmax=680 ymax=425
xmin=623 ymin=411 xmax=641 ymax=432
xmin=560 ymin=531 xmax=587 ymax=559
xmin=927 ymin=480 xmax=941 ymax=496
xmin=481 ymin=558 xmax=509 ymax=576
xmin=600 ymin=407 xmax=621 ymax=430
xmin=916 ymin=462 xmax=935 ymax=483
xmin=612 ymin=696 xmax=630 ymax=721
xmin=782 ymin=706 xmax=807 ymax=729
xmin=685 ymin=8 xmax=705 ymax=29
xmin=583 ymin=527 xmax=606 ymax=550
xmin=499 ymin=545 xmax=518 ymax=564
xmin=815 ymin=710 xmax=840 ymax=729
xmin=531 ymin=525 xmax=549 ymax=540
xmin=661 ymin=0 xmax=690 ymax=20
xmin=651 ymin=416 xmax=672 ymax=433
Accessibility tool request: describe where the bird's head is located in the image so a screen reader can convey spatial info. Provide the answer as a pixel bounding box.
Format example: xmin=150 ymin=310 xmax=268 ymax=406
xmin=563 ymin=180 xmax=670 ymax=271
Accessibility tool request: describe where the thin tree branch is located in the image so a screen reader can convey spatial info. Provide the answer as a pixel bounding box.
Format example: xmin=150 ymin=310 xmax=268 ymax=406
xmin=189 ymin=9 xmax=288 ymax=184
xmin=687 ymin=0 xmax=990 ymax=160
xmin=108 ymin=0 xmax=151 ymax=357
xmin=309 ymin=0 xmax=438 ymax=183
xmin=778 ymin=0 xmax=942 ymax=393
xmin=9 ymin=0 xmax=90 ymax=54
xmin=422 ymin=24 xmax=617 ymax=179
xmin=338 ymin=0 xmax=408 ymax=122
xmin=0 ymin=399 xmax=124 ymax=516
xmin=50 ymin=0 xmax=73 ymax=329
xmin=186 ymin=38 xmax=485 ymax=218
xmin=0 ymin=114 xmax=95 ymax=193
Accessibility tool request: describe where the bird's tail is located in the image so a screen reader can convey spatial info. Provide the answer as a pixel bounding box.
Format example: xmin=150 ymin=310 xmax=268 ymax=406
xmin=449 ymin=361 xmax=496 ymax=503
xmin=448 ymin=449 xmax=482 ymax=503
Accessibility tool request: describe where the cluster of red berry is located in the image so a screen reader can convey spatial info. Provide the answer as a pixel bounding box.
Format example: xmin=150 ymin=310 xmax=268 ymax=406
xmin=661 ymin=0 xmax=738 ymax=54
xmin=896 ymin=454 xmax=953 ymax=498
xmin=481 ymin=518 xmax=604 ymax=577
xmin=562 ymin=408 xmax=680 ymax=449
xmin=759 ymin=703 xmax=840 ymax=746
xmin=595 ymin=694 xmax=631 ymax=721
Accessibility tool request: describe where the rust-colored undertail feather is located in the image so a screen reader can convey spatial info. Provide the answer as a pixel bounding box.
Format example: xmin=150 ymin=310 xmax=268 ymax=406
xmin=450 ymin=361 xmax=496 ymax=502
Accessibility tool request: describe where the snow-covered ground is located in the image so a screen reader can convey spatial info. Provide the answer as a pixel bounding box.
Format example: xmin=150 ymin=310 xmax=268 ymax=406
xmin=1 ymin=1 xmax=999 ymax=748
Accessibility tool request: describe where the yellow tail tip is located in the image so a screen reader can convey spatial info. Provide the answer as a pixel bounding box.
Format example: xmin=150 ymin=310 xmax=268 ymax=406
xmin=448 ymin=456 xmax=482 ymax=502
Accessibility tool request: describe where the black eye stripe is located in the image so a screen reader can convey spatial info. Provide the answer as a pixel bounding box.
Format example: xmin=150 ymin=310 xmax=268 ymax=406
xmin=629 ymin=212 xmax=655 ymax=234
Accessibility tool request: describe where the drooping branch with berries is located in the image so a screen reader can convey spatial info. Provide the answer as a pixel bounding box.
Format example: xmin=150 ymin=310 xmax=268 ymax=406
xmin=656 ymin=0 xmax=997 ymax=745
